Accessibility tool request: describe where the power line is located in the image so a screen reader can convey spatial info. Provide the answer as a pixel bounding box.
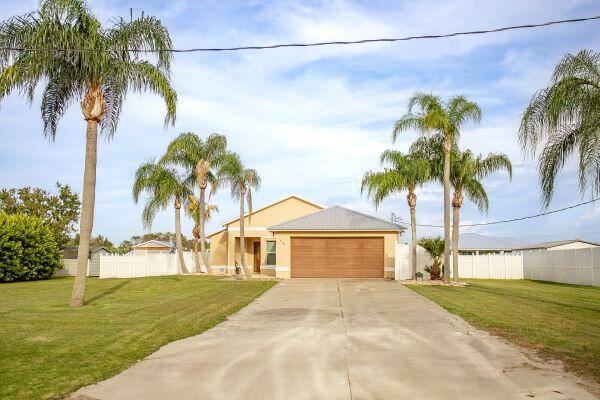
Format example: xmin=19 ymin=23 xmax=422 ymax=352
xmin=2 ymin=15 xmax=599 ymax=53
xmin=405 ymin=197 xmax=600 ymax=228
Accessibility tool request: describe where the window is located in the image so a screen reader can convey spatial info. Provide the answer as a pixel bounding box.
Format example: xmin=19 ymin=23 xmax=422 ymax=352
xmin=266 ymin=240 xmax=276 ymax=265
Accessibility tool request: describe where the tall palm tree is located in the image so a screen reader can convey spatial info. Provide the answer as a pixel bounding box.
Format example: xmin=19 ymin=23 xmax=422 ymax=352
xmin=361 ymin=150 xmax=430 ymax=279
xmin=449 ymin=150 xmax=512 ymax=282
xmin=519 ymin=50 xmax=600 ymax=207
xmin=394 ymin=93 xmax=481 ymax=283
xmin=132 ymin=159 xmax=192 ymax=274
xmin=216 ymin=153 xmax=260 ymax=279
xmin=0 ymin=0 xmax=177 ymax=306
xmin=187 ymin=195 xmax=218 ymax=272
xmin=161 ymin=133 xmax=227 ymax=273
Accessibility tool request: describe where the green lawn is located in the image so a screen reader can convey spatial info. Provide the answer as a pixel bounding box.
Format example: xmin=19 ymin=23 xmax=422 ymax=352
xmin=0 ymin=276 xmax=277 ymax=400
xmin=407 ymin=280 xmax=600 ymax=382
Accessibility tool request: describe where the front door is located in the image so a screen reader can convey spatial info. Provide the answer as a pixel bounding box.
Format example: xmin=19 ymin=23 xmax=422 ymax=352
xmin=253 ymin=242 xmax=261 ymax=273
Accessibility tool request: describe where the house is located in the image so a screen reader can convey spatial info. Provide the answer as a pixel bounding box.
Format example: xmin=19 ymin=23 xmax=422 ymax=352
xmin=513 ymin=238 xmax=599 ymax=253
xmin=208 ymin=194 xmax=404 ymax=279
xmin=60 ymin=246 xmax=112 ymax=277
xmin=453 ymin=233 xmax=529 ymax=255
xmin=131 ymin=240 xmax=176 ymax=254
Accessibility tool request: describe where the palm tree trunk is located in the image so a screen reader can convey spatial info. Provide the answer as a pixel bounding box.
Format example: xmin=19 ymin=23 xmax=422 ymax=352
xmin=198 ymin=187 xmax=210 ymax=274
xmin=407 ymin=191 xmax=417 ymax=279
xmin=452 ymin=191 xmax=461 ymax=283
xmin=193 ymin=226 xmax=200 ymax=273
xmin=70 ymin=119 xmax=98 ymax=307
xmin=174 ymin=199 xmax=189 ymax=274
xmin=239 ymin=190 xmax=252 ymax=279
xmin=443 ymin=132 xmax=451 ymax=284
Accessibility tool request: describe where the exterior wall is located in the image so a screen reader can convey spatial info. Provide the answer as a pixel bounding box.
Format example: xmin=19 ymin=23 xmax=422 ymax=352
xmin=132 ymin=246 xmax=173 ymax=254
xmin=209 ymin=230 xmax=228 ymax=266
xmin=272 ymin=231 xmax=399 ymax=279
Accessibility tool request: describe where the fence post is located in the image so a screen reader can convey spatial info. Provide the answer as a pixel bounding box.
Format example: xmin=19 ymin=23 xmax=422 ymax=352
xmin=503 ymin=252 xmax=507 ymax=279
xmin=592 ymin=248 xmax=595 ymax=287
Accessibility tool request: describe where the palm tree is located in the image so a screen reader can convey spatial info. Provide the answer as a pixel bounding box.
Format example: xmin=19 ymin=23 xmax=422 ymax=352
xmin=361 ymin=150 xmax=430 ymax=279
xmin=449 ymin=150 xmax=512 ymax=282
xmin=394 ymin=93 xmax=481 ymax=284
xmin=132 ymin=159 xmax=192 ymax=274
xmin=161 ymin=133 xmax=227 ymax=273
xmin=418 ymin=237 xmax=444 ymax=280
xmin=519 ymin=50 xmax=600 ymax=207
xmin=187 ymin=195 xmax=218 ymax=272
xmin=0 ymin=1 xmax=177 ymax=306
xmin=216 ymin=153 xmax=260 ymax=279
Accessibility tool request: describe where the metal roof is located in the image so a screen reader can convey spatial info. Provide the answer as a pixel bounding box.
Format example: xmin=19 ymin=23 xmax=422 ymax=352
xmin=453 ymin=233 xmax=528 ymax=250
xmin=132 ymin=240 xmax=175 ymax=248
xmin=269 ymin=206 xmax=404 ymax=232
xmin=513 ymin=239 xmax=599 ymax=250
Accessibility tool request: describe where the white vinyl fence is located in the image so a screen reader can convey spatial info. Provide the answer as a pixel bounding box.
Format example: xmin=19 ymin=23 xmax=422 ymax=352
xmin=99 ymin=251 xmax=206 ymax=278
xmin=395 ymin=243 xmax=523 ymax=280
xmin=396 ymin=243 xmax=600 ymax=286
xmin=523 ymin=247 xmax=599 ymax=286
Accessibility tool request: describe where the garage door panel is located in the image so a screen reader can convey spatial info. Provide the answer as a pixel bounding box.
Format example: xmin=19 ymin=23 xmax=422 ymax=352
xmin=291 ymin=237 xmax=383 ymax=278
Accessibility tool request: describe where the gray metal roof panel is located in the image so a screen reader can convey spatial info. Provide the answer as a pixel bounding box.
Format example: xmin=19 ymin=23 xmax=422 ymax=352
xmin=269 ymin=206 xmax=404 ymax=231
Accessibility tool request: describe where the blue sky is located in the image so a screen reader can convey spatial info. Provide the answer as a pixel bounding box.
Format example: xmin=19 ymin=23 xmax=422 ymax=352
xmin=1 ymin=0 xmax=600 ymax=245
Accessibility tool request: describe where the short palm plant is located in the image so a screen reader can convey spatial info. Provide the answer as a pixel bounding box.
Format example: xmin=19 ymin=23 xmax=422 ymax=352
xmin=186 ymin=195 xmax=218 ymax=272
xmin=361 ymin=150 xmax=430 ymax=279
xmin=418 ymin=237 xmax=444 ymax=280
xmin=519 ymin=50 xmax=600 ymax=207
xmin=216 ymin=153 xmax=260 ymax=279
xmin=394 ymin=93 xmax=481 ymax=284
xmin=133 ymin=159 xmax=192 ymax=274
xmin=161 ymin=133 xmax=227 ymax=273
xmin=0 ymin=0 xmax=177 ymax=306
xmin=449 ymin=150 xmax=512 ymax=281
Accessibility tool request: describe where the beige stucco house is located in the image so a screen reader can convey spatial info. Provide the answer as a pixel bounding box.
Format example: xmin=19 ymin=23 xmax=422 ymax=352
xmin=208 ymin=195 xmax=403 ymax=279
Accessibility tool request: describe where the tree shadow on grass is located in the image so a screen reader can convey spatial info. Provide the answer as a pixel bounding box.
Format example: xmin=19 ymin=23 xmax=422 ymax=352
xmin=85 ymin=280 xmax=131 ymax=305
xmin=468 ymin=286 xmax=600 ymax=313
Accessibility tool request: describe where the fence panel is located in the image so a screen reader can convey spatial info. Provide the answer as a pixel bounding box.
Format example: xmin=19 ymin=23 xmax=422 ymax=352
xmin=99 ymin=252 xmax=205 ymax=278
xmin=523 ymin=248 xmax=599 ymax=286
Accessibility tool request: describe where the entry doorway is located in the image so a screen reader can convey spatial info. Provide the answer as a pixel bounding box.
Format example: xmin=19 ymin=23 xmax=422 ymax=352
xmin=253 ymin=242 xmax=261 ymax=273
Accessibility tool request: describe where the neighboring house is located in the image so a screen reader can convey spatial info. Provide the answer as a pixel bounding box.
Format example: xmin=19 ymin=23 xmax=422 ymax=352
xmin=453 ymin=233 xmax=529 ymax=255
xmin=208 ymin=194 xmax=404 ymax=279
xmin=60 ymin=246 xmax=112 ymax=277
xmin=131 ymin=240 xmax=176 ymax=254
xmin=513 ymin=238 xmax=599 ymax=253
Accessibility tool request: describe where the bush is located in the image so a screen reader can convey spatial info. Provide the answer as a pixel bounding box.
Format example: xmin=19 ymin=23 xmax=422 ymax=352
xmin=0 ymin=213 xmax=61 ymax=282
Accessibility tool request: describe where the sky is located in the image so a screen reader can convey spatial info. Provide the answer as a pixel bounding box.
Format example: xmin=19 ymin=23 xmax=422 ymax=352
xmin=1 ymin=0 xmax=600 ymax=245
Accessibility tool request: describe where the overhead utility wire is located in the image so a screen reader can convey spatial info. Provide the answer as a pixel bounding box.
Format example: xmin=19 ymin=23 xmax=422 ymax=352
xmin=406 ymin=197 xmax=600 ymax=228
xmin=2 ymin=15 xmax=599 ymax=53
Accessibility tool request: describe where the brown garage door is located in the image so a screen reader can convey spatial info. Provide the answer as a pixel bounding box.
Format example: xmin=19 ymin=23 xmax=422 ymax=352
xmin=291 ymin=237 xmax=384 ymax=278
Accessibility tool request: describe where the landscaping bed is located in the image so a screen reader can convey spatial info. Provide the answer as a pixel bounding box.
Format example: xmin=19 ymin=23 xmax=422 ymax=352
xmin=0 ymin=275 xmax=276 ymax=400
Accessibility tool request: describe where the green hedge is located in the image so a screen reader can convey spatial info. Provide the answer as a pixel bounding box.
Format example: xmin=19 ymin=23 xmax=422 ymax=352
xmin=0 ymin=213 xmax=61 ymax=282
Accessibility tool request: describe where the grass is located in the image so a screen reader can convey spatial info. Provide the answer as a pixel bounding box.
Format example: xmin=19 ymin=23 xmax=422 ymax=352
xmin=407 ymin=279 xmax=600 ymax=382
xmin=0 ymin=275 xmax=277 ymax=400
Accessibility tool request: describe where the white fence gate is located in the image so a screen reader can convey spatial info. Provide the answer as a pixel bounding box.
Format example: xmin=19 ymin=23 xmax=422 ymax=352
xmin=99 ymin=252 xmax=206 ymax=278
xmin=523 ymin=247 xmax=599 ymax=286
xmin=395 ymin=243 xmax=523 ymax=280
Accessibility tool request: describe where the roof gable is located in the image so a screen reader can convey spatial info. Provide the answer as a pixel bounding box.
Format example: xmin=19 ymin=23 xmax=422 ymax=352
xmin=269 ymin=206 xmax=404 ymax=231
xmin=221 ymin=194 xmax=324 ymax=227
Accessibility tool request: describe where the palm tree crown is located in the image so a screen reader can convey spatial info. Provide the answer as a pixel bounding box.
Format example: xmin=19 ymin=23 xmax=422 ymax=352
xmin=361 ymin=150 xmax=430 ymax=208
xmin=132 ymin=159 xmax=192 ymax=229
xmin=0 ymin=0 xmax=176 ymax=137
xmin=519 ymin=49 xmax=600 ymax=206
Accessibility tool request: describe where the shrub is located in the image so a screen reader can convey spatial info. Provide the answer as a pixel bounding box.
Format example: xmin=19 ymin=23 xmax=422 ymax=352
xmin=0 ymin=213 xmax=61 ymax=282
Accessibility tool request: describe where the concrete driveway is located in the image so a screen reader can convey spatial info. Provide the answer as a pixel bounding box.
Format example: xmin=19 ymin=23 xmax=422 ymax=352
xmin=76 ymin=279 xmax=596 ymax=400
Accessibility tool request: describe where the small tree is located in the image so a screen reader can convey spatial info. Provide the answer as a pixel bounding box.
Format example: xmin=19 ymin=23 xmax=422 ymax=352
xmin=418 ymin=237 xmax=444 ymax=280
